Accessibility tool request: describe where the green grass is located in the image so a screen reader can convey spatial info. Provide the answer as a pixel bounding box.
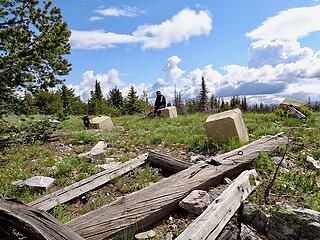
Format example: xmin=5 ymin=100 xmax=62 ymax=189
xmin=1 ymin=111 xmax=320 ymax=213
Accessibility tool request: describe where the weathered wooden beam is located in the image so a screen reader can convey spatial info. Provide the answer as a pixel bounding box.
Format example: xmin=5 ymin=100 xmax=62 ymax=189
xmin=147 ymin=150 xmax=191 ymax=173
xmin=29 ymin=154 xmax=148 ymax=211
xmin=176 ymin=169 xmax=259 ymax=240
xmin=208 ymin=132 xmax=287 ymax=165
xmin=67 ymin=133 xmax=286 ymax=240
xmin=287 ymin=106 xmax=306 ymax=119
xmin=0 ymin=200 xmax=84 ymax=240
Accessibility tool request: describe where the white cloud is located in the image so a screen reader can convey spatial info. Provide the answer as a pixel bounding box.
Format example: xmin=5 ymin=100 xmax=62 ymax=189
xmin=71 ymin=69 xmax=124 ymax=101
xmin=88 ymin=16 xmax=104 ymax=22
xmin=70 ymin=8 xmax=213 ymax=50
xmin=246 ymin=5 xmax=320 ymax=40
xmin=70 ymin=30 xmax=135 ymax=49
xmin=248 ymin=39 xmax=313 ymax=68
xmin=95 ymin=6 xmax=146 ymax=17
xmin=164 ymin=56 xmax=185 ymax=81
xmin=132 ymin=8 xmax=212 ymax=49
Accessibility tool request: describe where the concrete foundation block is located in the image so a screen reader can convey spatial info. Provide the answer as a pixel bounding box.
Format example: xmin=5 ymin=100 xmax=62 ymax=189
xmin=89 ymin=116 xmax=114 ymax=130
xmin=204 ymin=108 xmax=249 ymax=142
xmin=159 ymin=106 xmax=178 ymax=118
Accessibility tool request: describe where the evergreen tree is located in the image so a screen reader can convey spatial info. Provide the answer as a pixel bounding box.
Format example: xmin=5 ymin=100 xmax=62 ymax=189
xmin=198 ymin=76 xmax=208 ymax=112
xmin=108 ymin=86 xmax=123 ymax=109
xmin=125 ymin=85 xmax=141 ymax=115
xmin=94 ymin=80 xmax=103 ymax=101
xmin=0 ymin=0 xmax=71 ymax=116
xmin=241 ymin=95 xmax=248 ymax=112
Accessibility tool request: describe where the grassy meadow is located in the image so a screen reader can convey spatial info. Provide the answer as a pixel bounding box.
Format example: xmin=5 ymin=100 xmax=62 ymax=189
xmin=0 ymin=111 xmax=319 ymax=223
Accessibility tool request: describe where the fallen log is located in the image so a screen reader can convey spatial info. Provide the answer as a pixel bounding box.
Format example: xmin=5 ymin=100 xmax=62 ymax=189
xmin=29 ymin=154 xmax=148 ymax=211
xmin=208 ymin=132 xmax=287 ymax=165
xmin=0 ymin=200 xmax=84 ymax=240
xmin=176 ymin=169 xmax=259 ymax=240
xmin=147 ymin=150 xmax=191 ymax=173
xmin=67 ymin=133 xmax=286 ymax=240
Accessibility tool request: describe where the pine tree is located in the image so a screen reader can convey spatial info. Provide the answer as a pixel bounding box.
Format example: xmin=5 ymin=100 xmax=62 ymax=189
xmin=125 ymin=85 xmax=141 ymax=115
xmin=0 ymin=0 xmax=71 ymax=116
xmin=198 ymin=76 xmax=208 ymax=112
xmin=94 ymin=81 xmax=103 ymax=101
xmin=108 ymin=86 xmax=123 ymax=109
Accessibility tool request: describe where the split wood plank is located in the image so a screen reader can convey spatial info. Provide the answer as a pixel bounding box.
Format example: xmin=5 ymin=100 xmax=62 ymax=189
xmin=287 ymin=106 xmax=306 ymax=119
xmin=67 ymin=133 xmax=286 ymax=240
xmin=29 ymin=154 xmax=148 ymax=211
xmin=176 ymin=169 xmax=259 ymax=240
xmin=209 ymin=132 xmax=286 ymax=165
xmin=0 ymin=200 xmax=84 ymax=240
xmin=147 ymin=150 xmax=191 ymax=173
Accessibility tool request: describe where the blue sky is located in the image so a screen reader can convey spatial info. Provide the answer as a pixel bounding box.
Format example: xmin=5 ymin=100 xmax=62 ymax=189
xmin=53 ymin=0 xmax=320 ymax=103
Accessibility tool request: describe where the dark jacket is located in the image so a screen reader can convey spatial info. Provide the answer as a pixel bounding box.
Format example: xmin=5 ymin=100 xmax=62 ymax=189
xmin=154 ymin=95 xmax=166 ymax=109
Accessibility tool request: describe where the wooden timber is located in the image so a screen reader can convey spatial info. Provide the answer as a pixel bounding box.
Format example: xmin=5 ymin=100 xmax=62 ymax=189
xmin=176 ymin=169 xmax=259 ymax=240
xmin=29 ymin=154 xmax=148 ymax=211
xmin=147 ymin=150 xmax=191 ymax=173
xmin=67 ymin=133 xmax=286 ymax=240
xmin=0 ymin=200 xmax=84 ymax=240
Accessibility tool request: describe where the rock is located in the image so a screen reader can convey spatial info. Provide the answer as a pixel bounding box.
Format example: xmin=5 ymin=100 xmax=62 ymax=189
xmin=241 ymin=223 xmax=263 ymax=240
xmin=243 ymin=202 xmax=320 ymax=240
xmin=165 ymin=232 xmax=173 ymax=240
xmin=179 ymin=190 xmax=212 ymax=215
xmin=306 ymin=155 xmax=320 ymax=169
xmin=135 ymin=230 xmax=156 ymax=239
xmin=272 ymin=157 xmax=295 ymax=169
xmin=89 ymin=116 xmax=114 ymax=130
xmin=158 ymin=106 xmax=178 ymax=118
xmin=190 ymin=155 xmax=205 ymax=163
xmin=204 ymin=108 xmax=249 ymax=143
xmin=49 ymin=119 xmax=60 ymax=125
xmin=21 ymin=176 xmax=55 ymax=190
xmin=78 ymin=141 xmax=107 ymax=158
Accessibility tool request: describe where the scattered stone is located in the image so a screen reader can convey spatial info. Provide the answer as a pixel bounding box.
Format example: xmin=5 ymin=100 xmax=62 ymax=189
xmin=204 ymin=108 xmax=249 ymax=143
xmin=165 ymin=232 xmax=173 ymax=240
xmin=89 ymin=116 xmax=114 ymax=130
xmin=15 ymin=176 xmax=55 ymax=190
xmin=241 ymin=223 xmax=263 ymax=240
xmin=135 ymin=230 xmax=156 ymax=239
xmin=11 ymin=180 xmax=24 ymax=187
xmin=306 ymin=155 xmax=320 ymax=169
xmin=190 ymin=155 xmax=205 ymax=163
xmin=179 ymin=190 xmax=212 ymax=215
xmin=78 ymin=141 xmax=107 ymax=158
xmin=49 ymin=119 xmax=60 ymax=125
xmin=223 ymin=177 xmax=233 ymax=185
xmin=158 ymin=106 xmax=178 ymax=118
xmin=243 ymin=202 xmax=320 ymax=240
xmin=272 ymin=157 xmax=295 ymax=169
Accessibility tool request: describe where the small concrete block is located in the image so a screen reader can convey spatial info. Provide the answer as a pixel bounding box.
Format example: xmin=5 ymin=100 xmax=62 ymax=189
xmin=204 ymin=108 xmax=249 ymax=142
xmin=89 ymin=116 xmax=114 ymax=130
xmin=159 ymin=106 xmax=178 ymax=118
xmin=179 ymin=190 xmax=212 ymax=215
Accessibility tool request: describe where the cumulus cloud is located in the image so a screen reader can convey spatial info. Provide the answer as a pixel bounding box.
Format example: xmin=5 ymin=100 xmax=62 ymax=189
xmin=246 ymin=5 xmax=320 ymax=40
xmin=164 ymin=56 xmax=185 ymax=81
xmin=70 ymin=8 xmax=213 ymax=50
xmin=248 ymin=39 xmax=313 ymax=68
xmin=95 ymin=6 xmax=146 ymax=17
xmin=71 ymin=69 xmax=124 ymax=101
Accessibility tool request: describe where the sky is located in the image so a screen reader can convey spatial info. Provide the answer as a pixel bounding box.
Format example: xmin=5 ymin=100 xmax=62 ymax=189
xmin=53 ymin=0 xmax=320 ymax=104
